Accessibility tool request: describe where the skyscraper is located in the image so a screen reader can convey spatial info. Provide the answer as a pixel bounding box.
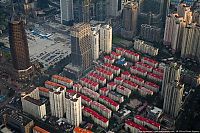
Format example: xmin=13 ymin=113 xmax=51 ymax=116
xmin=9 ymin=14 xmax=33 ymax=81
xmin=91 ymin=30 xmax=99 ymax=60
xmin=161 ymin=62 xmax=182 ymax=98
xmin=163 ymin=81 xmax=184 ymax=118
xmin=181 ymin=23 xmax=200 ymax=62
xmin=60 ymin=0 xmax=74 ymax=25
xmin=65 ymin=93 xmax=82 ymax=126
xmin=163 ymin=13 xmax=186 ymax=53
xmin=100 ymin=25 xmax=112 ymax=54
xmin=121 ymin=1 xmax=138 ymax=39
xmin=106 ymin=0 xmax=122 ymax=18
xmin=49 ymin=87 xmax=65 ymax=118
xmin=71 ymin=23 xmax=92 ymax=71
xmin=160 ymin=0 xmax=170 ymax=22
xmin=91 ymin=0 xmax=106 ymax=21
xmin=73 ymin=0 xmax=90 ymax=22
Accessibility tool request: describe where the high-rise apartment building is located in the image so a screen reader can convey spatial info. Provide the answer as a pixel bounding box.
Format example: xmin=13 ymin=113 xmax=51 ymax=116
xmin=192 ymin=10 xmax=200 ymax=25
xmin=91 ymin=30 xmax=99 ymax=60
xmin=73 ymin=0 xmax=90 ymax=22
xmin=177 ymin=3 xmax=193 ymax=24
xmin=65 ymin=93 xmax=82 ymax=126
xmin=163 ymin=81 xmax=184 ymax=118
xmin=21 ymin=88 xmax=46 ymax=119
xmin=140 ymin=24 xmax=161 ymax=43
xmin=163 ymin=13 xmax=187 ymax=53
xmin=49 ymin=87 xmax=66 ymax=118
xmin=60 ymin=0 xmax=74 ymax=25
xmin=9 ymin=14 xmax=33 ymax=81
xmin=161 ymin=63 xmax=182 ymax=98
xmin=90 ymin=0 xmax=106 ymax=21
xmin=100 ymin=25 xmax=112 ymax=54
xmin=121 ymin=1 xmax=138 ymax=39
xmin=106 ymin=0 xmax=122 ymax=18
xmin=160 ymin=0 xmax=170 ymax=22
xmin=181 ymin=24 xmax=200 ymax=62
xmin=71 ymin=23 xmax=92 ymax=71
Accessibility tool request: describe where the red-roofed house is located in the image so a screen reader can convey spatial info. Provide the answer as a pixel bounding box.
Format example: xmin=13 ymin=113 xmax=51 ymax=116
xmin=99 ymin=95 xmax=119 ymax=111
xmin=125 ymin=119 xmax=148 ymax=133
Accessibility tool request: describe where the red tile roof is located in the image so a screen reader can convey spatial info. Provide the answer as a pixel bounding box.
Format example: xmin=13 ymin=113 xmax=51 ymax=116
xmin=125 ymin=119 xmax=147 ymax=131
xmin=134 ymin=115 xmax=161 ymax=128
xmin=83 ymin=107 xmax=108 ymax=123
xmin=52 ymin=75 xmax=73 ymax=83
xmin=45 ymin=81 xmax=66 ymax=89
xmin=99 ymin=95 xmax=119 ymax=107
xmin=121 ymin=71 xmax=131 ymax=76
xmin=123 ymin=80 xmax=138 ymax=87
xmin=130 ymin=75 xmax=145 ymax=82
xmin=145 ymin=81 xmax=160 ymax=89
xmin=96 ymin=67 xmax=113 ymax=76
xmin=38 ymin=87 xmax=49 ymax=93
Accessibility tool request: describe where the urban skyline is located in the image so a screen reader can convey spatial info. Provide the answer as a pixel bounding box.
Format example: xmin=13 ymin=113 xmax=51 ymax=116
xmin=0 ymin=0 xmax=200 ymax=133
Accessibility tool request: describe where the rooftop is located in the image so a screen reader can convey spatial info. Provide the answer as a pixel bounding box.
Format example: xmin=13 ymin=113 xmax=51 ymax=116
xmin=23 ymin=96 xmax=44 ymax=106
xmin=33 ymin=126 xmax=50 ymax=133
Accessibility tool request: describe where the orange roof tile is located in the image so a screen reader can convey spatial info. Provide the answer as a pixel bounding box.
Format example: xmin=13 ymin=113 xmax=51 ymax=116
xmin=74 ymin=127 xmax=93 ymax=133
xmin=33 ymin=126 xmax=50 ymax=133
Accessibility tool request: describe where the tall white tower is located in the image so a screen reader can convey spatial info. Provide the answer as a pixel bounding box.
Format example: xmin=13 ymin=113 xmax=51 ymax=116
xmin=65 ymin=93 xmax=82 ymax=126
xmin=49 ymin=87 xmax=65 ymax=118
xmin=60 ymin=0 xmax=74 ymax=25
xmin=100 ymin=25 xmax=112 ymax=54
xmin=91 ymin=30 xmax=99 ymax=60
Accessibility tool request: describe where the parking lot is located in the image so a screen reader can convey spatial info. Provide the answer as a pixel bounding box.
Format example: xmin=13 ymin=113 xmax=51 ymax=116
xmin=27 ymin=29 xmax=71 ymax=69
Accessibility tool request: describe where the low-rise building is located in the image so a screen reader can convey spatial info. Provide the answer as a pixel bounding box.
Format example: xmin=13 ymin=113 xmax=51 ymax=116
xmin=104 ymin=63 xmax=121 ymax=76
xmin=108 ymin=91 xmax=124 ymax=103
xmin=130 ymin=66 xmax=147 ymax=77
xmin=2 ymin=108 xmax=34 ymax=133
xmin=91 ymin=101 xmax=112 ymax=119
xmin=116 ymin=47 xmax=126 ymax=55
xmin=124 ymin=50 xmax=140 ymax=62
xmin=129 ymin=76 xmax=145 ymax=86
xmin=116 ymin=85 xmax=131 ymax=97
xmin=99 ymin=87 xmax=109 ymax=96
xmin=51 ymin=75 xmax=73 ymax=88
xmin=80 ymin=87 xmax=100 ymax=100
xmin=107 ymin=82 xmax=117 ymax=90
xmin=121 ymin=71 xmax=131 ymax=80
xmin=73 ymin=127 xmax=93 ymax=133
xmin=73 ymin=84 xmax=82 ymax=92
xmin=87 ymin=72 xmax=106 ymax=86
xmin=123 ymin=80 xmax=139 ymax=91
xmin=38 ymin=87 xmax=49 ymax=97
xmin=45 ymin=81 xmax=66 ymax=90
xmin=147 ymin=72 xmax=162 ymax=82
xmin=134 ymin=115 xmax=161 ymax=130
xmin=114 ymin=77 xmax=124 ymax=85
xmin=80 ymin=78 xmax=99 ymax=91
xmin=99 ymin=95 xmax=119 ymax=111
xmin=138 ymin=86 xmax=154 ymax=96
xmin=77 ymin=93 xmax=92 ymax=106
xmin=83 ymin=107 xmax=109 ymax=128
xmin=125 ymin=119 xmax=147 ymax=133
xmin=141 ymin=57 xmax=159 ymax=68
xmin=144 ymin=82 xmax=160 ymax=93
xmin=135 ymin=62 xmax=153 ymax=72
xmin=96 ymin=67 xmax=114 ymax=80
xmin=111 ymin=51 xmax=121 ymax=59
xmin=104 ymin=56 xmax=115 ymax=64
